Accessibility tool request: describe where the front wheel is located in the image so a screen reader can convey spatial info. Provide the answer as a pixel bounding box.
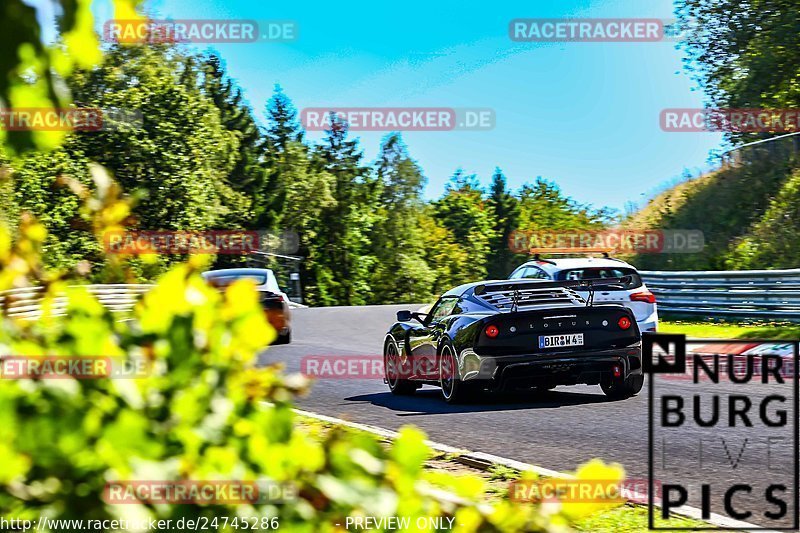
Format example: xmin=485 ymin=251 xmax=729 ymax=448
xmin=601 ymin=374 xmax=644 ymax=399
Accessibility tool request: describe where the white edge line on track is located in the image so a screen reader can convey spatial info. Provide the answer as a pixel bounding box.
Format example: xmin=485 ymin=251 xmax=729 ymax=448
xmin=291 ymin=407 xmax=774 ymax=532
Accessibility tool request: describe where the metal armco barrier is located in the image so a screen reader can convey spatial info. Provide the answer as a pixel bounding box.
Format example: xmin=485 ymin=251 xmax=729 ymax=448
xmin=641 ymin=268 xmax=800 ymax=320
xmin=0 ymin=283 xmax=307 ymax=320
xmin=0 ymin=284 xmax=154 ymax=319
xmin=6 ymin=271 xmax=800 ymax=321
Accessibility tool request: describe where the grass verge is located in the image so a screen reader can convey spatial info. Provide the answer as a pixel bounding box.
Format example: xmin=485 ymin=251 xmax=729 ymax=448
xmin=574 ymin=504 xmax=710 ymax=532
xmin=659 ymin=319 xmax=800 ymax=339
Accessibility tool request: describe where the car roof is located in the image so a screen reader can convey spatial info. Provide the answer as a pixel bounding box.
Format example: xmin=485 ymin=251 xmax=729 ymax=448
xmin=442 ymin=269 xmax=637 ymax=300
xmin=515 ymin=257 xmax=637 ymax=274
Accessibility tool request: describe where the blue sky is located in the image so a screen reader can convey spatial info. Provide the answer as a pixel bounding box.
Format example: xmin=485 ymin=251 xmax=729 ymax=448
xmin=76 ymin=0 xmax=725 ymax=212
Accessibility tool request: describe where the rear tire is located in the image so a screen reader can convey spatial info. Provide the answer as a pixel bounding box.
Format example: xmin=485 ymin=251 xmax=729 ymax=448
xmin=439 ymin=343 xmax=478 ymax=404
xmin=274 ymin=330 xmax=291 ymax=345
xmin=385 ymin=339 xmax=418 ymax=395
xmin=601 ymin=374 xmax=644 ymax=399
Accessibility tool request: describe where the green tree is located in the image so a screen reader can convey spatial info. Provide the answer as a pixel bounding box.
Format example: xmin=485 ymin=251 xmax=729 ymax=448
xmin=275 ymin=141 xmax=336 ymax=306
xmin=369 ymin=134 xmax=434 ymax=303
xmin=264 ymin=85 xmax=304 ymax=153
xmin=9 ymin=148 xmax=99 ymax=273
xmin=516 ymin=178 xmax=608 ymax=234
xmin=432 ymin=170 xmax=496 ymax=284
xmin=418 ymin=208 xmax=472 ymax=297
xmin=198 ymin=53 xmax=264 ymax=228
xmin=678 ymin=0 xmax=800 ymax=118
xmin=0 ymin=150 xmax=17 ymax=231
xmin=726 ymin=168 xmax=800 ymax=268
xmin=69 ymin=45 xmax=239 ymax=233
xmin=311 ymin=116 xmax=379 ymax=305
xmin=486 ymin=168 xmax=519 ymax=279
xmin=256 ymin=86 xmax=306 ymax=230
xmin=664 ymin=0 xmax=800 ymax=270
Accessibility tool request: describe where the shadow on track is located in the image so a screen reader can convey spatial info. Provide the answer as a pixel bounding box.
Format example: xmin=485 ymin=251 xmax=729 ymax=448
xmin=344 ymin=387 xmax=624 ymax=416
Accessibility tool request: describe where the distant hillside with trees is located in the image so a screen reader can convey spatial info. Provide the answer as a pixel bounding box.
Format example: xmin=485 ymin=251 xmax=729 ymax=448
xmin=623 ymin=0 xmax=800 ymax=271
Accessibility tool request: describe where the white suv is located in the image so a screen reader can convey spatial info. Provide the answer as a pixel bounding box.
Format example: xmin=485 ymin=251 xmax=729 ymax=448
xmin=508 ymin=256 xmax=658 ymax=333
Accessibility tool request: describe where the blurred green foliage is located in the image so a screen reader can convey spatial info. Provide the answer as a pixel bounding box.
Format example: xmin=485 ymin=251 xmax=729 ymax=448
xmin=1 ymin=0 xmax=141 ymax=153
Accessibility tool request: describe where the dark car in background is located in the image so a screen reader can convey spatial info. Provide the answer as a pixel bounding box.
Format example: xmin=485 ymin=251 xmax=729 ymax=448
xmin=202 ymin=268 xmax=292 ymax=344
xmin=385 ymin=278 xmax=642 ymax=403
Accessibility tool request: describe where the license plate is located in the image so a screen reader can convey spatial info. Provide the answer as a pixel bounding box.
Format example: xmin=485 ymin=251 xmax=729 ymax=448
xmin=538 ymin=333 xmax=584 ymax=349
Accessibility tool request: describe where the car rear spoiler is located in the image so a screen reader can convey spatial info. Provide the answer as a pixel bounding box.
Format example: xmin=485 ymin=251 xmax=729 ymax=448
xmin=474 ymin=276 xmax=633 ymax=308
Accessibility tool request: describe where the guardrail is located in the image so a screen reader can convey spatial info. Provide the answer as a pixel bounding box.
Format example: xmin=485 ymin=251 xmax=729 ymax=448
xmin=5 ymin=272 xmax=797 ymax=321
xmin=0 ymin=284 xmax=154 ymax=319
xmin=641 ymin=268 xmax=800 ymax=320
xmin=0 ymin=283 xmax=306 ymax=320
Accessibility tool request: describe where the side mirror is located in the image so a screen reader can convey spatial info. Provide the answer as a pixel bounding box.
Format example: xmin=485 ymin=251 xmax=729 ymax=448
xmin=397 ymin=310 xmax=428 ymax=325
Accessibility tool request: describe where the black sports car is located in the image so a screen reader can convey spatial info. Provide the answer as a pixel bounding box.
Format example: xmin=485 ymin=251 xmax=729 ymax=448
xmin=384 ymin=278 xmax=643 ymax=403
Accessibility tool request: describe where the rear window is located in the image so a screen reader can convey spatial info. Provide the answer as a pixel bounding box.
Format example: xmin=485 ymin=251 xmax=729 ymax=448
xmin=206 ymin=274 xmax=267 ymax=288
xmin=554 ymin=267 xmax=642 ymax=289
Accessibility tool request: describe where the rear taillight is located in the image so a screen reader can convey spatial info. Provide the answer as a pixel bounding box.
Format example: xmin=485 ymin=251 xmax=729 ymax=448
xmin=485 ymin=325 xmax=499 ymax=338
xmin=618 ymin=316 xmax=631 ymax=330
xmin=630 ymin=290 xmax=656 ymax=304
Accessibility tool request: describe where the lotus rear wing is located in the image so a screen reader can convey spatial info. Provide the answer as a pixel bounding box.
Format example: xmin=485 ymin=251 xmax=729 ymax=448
xmin=474 ymin=276 xmax=634 ymax=309
xmin=474 ymin=276 xmax=633 ymax=295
